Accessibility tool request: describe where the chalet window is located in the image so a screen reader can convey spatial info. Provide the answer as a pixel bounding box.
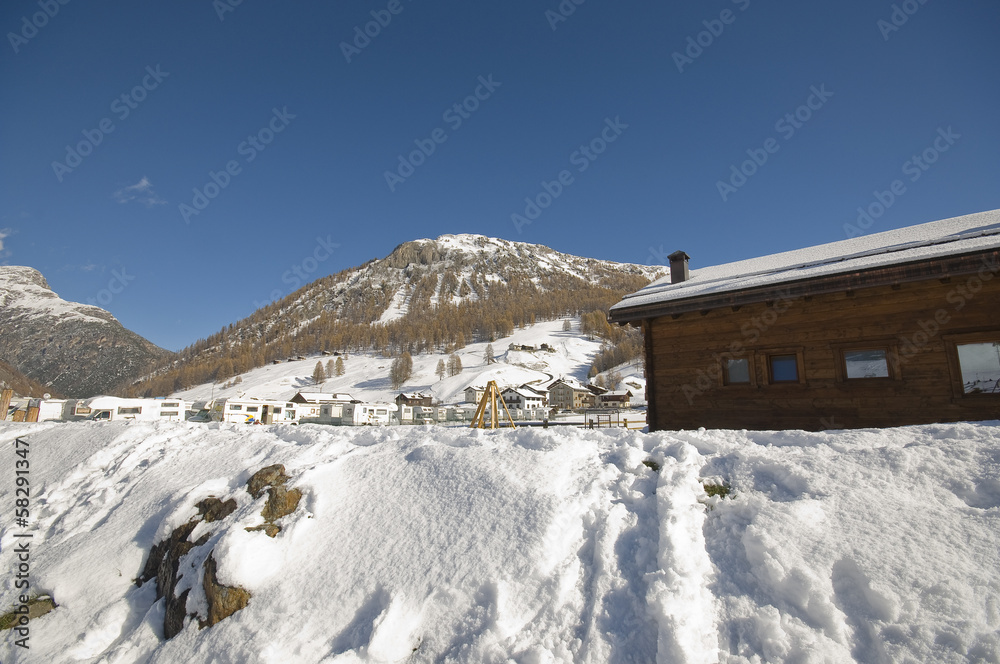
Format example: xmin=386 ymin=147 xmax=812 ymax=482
xmin=956 ymin=341 xmax=1000 ymax=394
xmin=723 ymin=358 xmax=751 ymax=385
xmin=843 ymin=349 xmax=890 ymax=379
xmin=768 ymin=354 xmax=799 ymax=383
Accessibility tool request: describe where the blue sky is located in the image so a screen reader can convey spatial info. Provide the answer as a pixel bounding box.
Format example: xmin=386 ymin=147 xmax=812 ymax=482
xmin=2 ymin=0 xmax=998 ymax=351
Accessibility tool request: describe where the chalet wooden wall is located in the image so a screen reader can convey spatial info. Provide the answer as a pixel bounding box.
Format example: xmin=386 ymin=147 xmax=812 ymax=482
xmin=645 ymin=271 xmax=1000 ymax=431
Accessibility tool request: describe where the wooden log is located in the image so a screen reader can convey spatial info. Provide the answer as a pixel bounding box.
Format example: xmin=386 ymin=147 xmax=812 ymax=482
xmin=26 ymin=406 xmax=40 ymax=422
xmin=0 ymin=389 xmax=12 ymax=421
xmin=12 ymin=410 xmax=25 ymax=422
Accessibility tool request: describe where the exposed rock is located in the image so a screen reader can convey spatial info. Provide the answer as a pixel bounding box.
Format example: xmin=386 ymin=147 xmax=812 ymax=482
xmin=200 ymin=554 xmax=251 ymax=629
xmin=196 ymin=497 xmax=237 ymax=523
xmin=0 ymin=596 xmax=58 ymax=631
xmin=245 ymin=464 xmax=301 ymax=537
xmin=246 ymin=464 xmax=290 ymax=498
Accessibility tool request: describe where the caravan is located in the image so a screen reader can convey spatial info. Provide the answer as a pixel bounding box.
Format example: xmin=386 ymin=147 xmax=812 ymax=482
xmin=75 ymin=397 xmax=189 ymax=422
xmin=341 ymin=402 xmax=397 ymax=426
xmin=209 ymin=397 xmax=300 ymax=424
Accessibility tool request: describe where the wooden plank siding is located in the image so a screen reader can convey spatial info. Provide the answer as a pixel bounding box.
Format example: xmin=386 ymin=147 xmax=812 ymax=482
xmin=643 ymin=274 xmax=1000 ymax=431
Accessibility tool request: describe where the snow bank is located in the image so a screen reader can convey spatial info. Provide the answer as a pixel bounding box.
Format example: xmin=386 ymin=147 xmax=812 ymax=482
xmin=0 ymin=419 xmax=997 ymax=663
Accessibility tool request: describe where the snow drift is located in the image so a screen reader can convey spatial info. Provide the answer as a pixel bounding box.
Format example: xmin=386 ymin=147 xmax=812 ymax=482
xmin=0 ymin=420 xmax=998 ymax=663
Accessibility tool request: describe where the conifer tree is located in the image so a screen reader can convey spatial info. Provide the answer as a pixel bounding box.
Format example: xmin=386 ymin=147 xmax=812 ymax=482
xmin=335 ymin=356 xmax=345 ymax=376
xmin=312 ymin=361 xmax=326 ymax=385
xmin=436 ymin=359 xmax=446 ymax=381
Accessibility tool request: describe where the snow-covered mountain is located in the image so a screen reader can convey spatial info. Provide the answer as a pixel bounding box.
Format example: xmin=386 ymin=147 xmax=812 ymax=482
xmin=0 ymin=266 xmax=169 ymax=397
xmin=235 ymin=233 xmax=662 ymax=340
xmin=134 ymin=235 xmax=664 ymax=397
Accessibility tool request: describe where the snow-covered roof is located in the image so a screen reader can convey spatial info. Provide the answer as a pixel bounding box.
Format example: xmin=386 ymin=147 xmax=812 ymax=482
xmin=611 ymin=208 xmax=1000 ymax=316
xmin=292 ymin=392 xmax=354 ymax=403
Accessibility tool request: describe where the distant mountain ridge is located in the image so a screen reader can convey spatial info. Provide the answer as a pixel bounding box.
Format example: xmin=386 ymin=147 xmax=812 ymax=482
xmin=129 ymin=234 xmax=664 ymax=397
xmin=0 ymin=266 xmax=170 ymax=397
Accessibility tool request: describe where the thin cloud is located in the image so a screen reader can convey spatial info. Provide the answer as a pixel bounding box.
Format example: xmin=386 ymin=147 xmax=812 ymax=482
xmin=0 ymin=228 xmax=11 ymax=258
xmin=113 ymin=177 xmax=166 ymax=207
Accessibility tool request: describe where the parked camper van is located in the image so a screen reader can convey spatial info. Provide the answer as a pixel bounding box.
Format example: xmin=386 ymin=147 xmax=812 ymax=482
xmin=209 ymin=398 xmax=300 ymax=424
xmin=75 ymin=397 xmax=188 ymax=422
xmin=341 ymin=402 xmax=397 ymax=426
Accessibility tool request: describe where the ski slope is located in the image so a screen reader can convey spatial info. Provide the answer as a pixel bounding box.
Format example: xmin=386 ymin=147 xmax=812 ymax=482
xmin=1 ymin=419 xmax=997 ymax=663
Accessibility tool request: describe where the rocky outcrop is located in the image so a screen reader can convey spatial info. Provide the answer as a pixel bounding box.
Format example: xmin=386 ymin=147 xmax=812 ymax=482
xmin=245 ymin=464 xmax=302 ymax=537
xmin=137 ymin=466 xmax=302 ymax=639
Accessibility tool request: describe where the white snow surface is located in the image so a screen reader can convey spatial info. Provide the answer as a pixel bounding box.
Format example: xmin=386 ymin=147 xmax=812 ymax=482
xmin=613 ymin=208 xmax=1000 ymax=313
xmin=1 ymin=419 xmax=998 ymax=663
xmin=0 ymin=266 xmax=110 ymax=325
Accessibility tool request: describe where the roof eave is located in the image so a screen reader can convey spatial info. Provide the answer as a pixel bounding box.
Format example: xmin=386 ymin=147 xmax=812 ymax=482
xmin=608 ymin=248 xmax=999 ymax=323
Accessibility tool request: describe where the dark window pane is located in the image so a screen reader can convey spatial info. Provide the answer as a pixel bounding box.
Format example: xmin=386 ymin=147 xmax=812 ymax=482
xmin=770 ymin=355 xmax=798 ymax=382
xmin=725 ymin=358 xmax=750 ymax=384
xmin=844 ymin=349 xmax=889 ymax=379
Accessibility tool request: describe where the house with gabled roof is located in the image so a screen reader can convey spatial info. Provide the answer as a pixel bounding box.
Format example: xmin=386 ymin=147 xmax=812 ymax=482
xmin=609 ymin=209 xmax=1000 ymax=431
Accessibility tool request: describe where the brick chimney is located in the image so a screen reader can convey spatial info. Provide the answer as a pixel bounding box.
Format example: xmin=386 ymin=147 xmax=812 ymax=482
xmin=668 ymin=251 xmax=690 ymax=284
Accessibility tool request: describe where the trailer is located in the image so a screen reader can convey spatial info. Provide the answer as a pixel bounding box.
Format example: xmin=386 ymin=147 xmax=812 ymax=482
xmin=75 ymin=397 xmax=189 ymax=422
xmin=341 ymin=402 xmax=397 ymax=426
xmin=27 ymin=398 xmax=83 ymax=422
xmin=208 ymin=397 xmax=300 ymax=424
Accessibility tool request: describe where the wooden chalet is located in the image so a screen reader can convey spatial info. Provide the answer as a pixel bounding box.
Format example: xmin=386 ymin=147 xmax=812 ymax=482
xmin=609 ymin=209 xmax=1000 ymax=431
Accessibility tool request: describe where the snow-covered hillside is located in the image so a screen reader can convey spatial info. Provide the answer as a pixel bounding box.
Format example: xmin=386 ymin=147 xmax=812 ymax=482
xmin=173 ymin=319 xmax=641 ymax=406
xmin=1 ymin=419 xmax=997 ymax=663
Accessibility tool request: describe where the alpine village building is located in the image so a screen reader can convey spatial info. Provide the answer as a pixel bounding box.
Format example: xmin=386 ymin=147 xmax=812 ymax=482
xmin=609 ymin=209 xmax=1000 ymax=431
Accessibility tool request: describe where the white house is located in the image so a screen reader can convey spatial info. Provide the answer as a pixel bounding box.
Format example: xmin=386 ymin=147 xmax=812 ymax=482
xmin=464 ymin=386 xmax=487 ymax=404
xmin=75 ymin=397 xmax=189 ymax=422
xmin=501 ymin=385 xmax=547 ymax=411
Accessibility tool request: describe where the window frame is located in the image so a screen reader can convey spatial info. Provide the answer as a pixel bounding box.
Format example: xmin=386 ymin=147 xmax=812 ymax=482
xmin=832 ymin=341 xmax=900 ymax=383
xmin=943 ymin=331 xmax=1000 ymax=398
xmin=760 ymin=348 xmax=806 ymax=385
xmin=719 ymin=352 xmax=757 ymax=387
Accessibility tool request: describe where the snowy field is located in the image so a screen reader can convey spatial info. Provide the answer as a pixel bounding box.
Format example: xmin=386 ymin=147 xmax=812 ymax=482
xmin=1 ymin=419 xmax=998 ymax=663
xmin=172 ymin=318 xmax=645 ymax=407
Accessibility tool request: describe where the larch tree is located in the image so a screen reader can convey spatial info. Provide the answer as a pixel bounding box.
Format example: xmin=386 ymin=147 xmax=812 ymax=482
xmin=312 ymin=361 xmax=326 ymax=385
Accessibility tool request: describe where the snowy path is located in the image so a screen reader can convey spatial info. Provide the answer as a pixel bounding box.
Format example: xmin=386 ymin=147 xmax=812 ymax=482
xmin=1 ymin=420 xmax=998 ymax=663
